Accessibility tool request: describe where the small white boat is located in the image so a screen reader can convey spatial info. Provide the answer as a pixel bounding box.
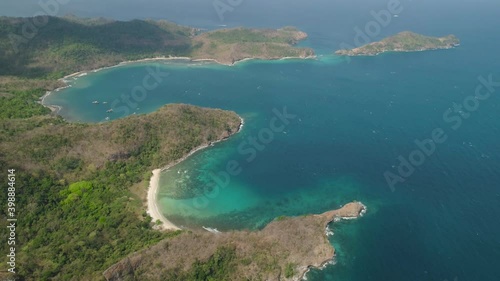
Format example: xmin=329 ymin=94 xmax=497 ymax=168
xmin=202 ymin=226 xmax=221 ymax=234
xmin=106 ymin=109 xmax=113 ymax=113
xmin=92 ymin=100 xmax=99 ymax=104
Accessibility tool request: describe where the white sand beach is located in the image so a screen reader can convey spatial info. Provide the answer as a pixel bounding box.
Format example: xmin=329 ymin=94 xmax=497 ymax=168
xmin=147 ymin=116 xmax=244 ymax=231
xmin=40 ymin=55 xmax=316 ymax=113
xmin=147 ymin=169 xmax=181 ymax=231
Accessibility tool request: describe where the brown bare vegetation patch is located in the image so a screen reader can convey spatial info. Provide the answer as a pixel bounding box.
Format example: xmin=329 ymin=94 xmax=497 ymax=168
xmin=104 ymin=202 xmax=366 ymax=281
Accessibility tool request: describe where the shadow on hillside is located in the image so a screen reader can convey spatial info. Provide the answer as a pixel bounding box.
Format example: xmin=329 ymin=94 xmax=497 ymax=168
xmin=0 ymin=16 xmax=194 ymax=78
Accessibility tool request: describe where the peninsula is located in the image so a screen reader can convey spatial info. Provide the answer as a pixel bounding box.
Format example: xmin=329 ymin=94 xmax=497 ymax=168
xmin=0 ymin=103 xmax=242 ymax=279
xmin=335 ymin=31 xmax=460 ymax=56
xmin=103 ymin=202 xmax=367 ymax=281
xmin=191 ymin=26 xmax=314 ymax=65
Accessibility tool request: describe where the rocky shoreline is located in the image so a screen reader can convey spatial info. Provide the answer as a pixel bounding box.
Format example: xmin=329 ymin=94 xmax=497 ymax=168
xmin=103 ymin=201 xmax=367 ymax=281
xmin=298 ymin=202 xmax=367 ymax=280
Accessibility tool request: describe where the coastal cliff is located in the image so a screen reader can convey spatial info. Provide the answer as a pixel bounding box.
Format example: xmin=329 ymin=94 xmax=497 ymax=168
xmin=103 ymin=202 xmax=367 ymax=281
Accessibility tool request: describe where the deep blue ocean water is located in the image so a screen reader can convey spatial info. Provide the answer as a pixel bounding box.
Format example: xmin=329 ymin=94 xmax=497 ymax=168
xmin=38 ymin=0 xmax=500 ymax=280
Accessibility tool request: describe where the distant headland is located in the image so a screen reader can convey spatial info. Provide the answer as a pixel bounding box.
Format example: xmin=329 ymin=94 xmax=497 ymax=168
xmin=191 ymin=26 xmax=315 ymax=65
xmin=336 ymin=31 xmax=460 ymax=56
xmin=0 ymin=16 xmax=314 ymax=80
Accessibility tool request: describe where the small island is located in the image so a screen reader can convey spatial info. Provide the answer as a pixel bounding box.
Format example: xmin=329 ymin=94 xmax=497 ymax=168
xmin=335 ymin=31 xmax=460 ymax=56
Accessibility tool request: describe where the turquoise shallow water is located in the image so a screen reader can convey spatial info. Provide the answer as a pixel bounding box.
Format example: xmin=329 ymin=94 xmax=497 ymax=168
xmin=42 ymin=1 xmax=500 ymax=280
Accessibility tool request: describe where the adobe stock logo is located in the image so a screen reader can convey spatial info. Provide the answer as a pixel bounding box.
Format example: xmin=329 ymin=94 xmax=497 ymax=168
xmin=192 ymin=107 xmax=296 ymax=209
xmin=337 ymin=0 xmax=403 ymax=62
xmin=109 ymin=64 xmax=169 ymax=118
xmin=9 ymin=0 xmax=71 ymax=53
xmin=213 ymin=0 xmax=243 ymax=21
xmin=384 ymin=75 xmax=500 ymax=191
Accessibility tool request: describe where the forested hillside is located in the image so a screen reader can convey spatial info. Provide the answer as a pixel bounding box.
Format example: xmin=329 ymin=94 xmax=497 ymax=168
xmin=0 ymin=104 xmax=241 ymax=280
xmin=0 ymin=16 xmax=195 ymax=78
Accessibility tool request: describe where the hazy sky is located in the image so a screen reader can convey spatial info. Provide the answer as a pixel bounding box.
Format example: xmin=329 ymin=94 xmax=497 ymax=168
xmin=1 ymin=0 xmax=498 ymax=35
xmin=1 ymin=0 xmax=498 ymax=22
xmin=0 ymin=0 xmax=381 ymax=20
